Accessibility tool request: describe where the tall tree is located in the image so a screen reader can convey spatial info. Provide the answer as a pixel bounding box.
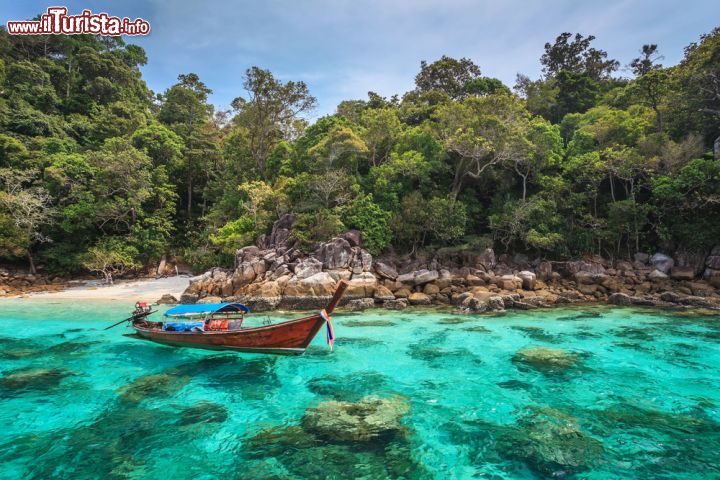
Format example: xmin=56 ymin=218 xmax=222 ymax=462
xmin=629 ymin=44 xmax=667 ymax=132
xmin=231 ymin=67 xmax=316 ymax=178
xmin=414 ymin=56 xmax=482 ymax=100
xmin=434 ymin=94 xmax=532 ymax=200
xmin=158 ymin=73 xmax=214 ymax=217
xmin=541 ymin=32 xmax=619 ymax=80
xmin=0 ymin=169 xmax=54 ymax=273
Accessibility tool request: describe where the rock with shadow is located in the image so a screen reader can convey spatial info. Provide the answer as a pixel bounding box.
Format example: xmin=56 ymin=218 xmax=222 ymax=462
xmin=512 ymin=347 xmax=579 ymax=374
xmin=116 ymin=372 xmax=190 ymax=403
xmin=448 ymin=406 xmax=603 ymax=477
xmin=242 ymin=395 xmax=429 ymax=479
xmin=307 ymin=371 xmax=389 ymax=401
xmin=175 ymin=401 xmax=229 ymax=428
xmin=0 ymin=367 xmax=73 ymax=395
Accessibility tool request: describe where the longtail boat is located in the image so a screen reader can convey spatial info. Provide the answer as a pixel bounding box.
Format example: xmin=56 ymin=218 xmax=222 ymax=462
xmin=111 ymin=280 xmax=348 ymax=355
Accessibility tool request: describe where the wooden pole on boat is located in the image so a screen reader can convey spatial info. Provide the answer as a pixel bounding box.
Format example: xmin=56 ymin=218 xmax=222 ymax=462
xmin=104 ymin=310 xmax=156 ymax=330
xmin=325 ymin=280 xmax=349 ymax=314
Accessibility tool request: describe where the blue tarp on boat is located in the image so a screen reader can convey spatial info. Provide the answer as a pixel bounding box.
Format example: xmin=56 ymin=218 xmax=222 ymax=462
xmin=162 ymin=321 xmax=205 ymax=332
xmin=164 ymin=302 xmax=249 ymax=317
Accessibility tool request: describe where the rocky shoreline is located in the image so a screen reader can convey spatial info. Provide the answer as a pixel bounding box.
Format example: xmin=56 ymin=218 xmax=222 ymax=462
xmin=3 ymin=215 xmax=719 ymax=312
xmin=176 ymin=215 xmax=720 ymax=313
xmin=0 ymin=270 xmax=70 ymax=297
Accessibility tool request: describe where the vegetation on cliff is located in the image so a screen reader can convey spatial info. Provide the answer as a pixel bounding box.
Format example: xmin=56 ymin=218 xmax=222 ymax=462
xmin=0 ymin=26 xmax=719 ymax=276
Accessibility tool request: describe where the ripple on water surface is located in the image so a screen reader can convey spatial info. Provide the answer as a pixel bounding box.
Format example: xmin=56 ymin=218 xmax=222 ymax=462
xmin=0 ymin=300 xmax=718 ymax=479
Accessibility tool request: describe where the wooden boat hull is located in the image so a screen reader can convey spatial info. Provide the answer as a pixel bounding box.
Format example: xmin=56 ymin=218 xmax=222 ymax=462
xmin=132 ymin=314 xmax=326 ymax=355
xmin=127 ymin=280 xmax=348 ymax=355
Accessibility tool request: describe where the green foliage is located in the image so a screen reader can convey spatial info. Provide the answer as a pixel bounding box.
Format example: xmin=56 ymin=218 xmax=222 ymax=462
xmin=81 ymin=237 xmax=140 ymax=283
xmin=291 ymin=210 xmax=345 ymax=251
xmin=390 ymin=192 xmax=467 ymax=250
xmin=651 ymin=157 xmax=720 ymax=250
xmin=489 ymin=196 xmax=564 ymax=252
xmin=209 ymin=216 xmax=257 ymax=255
xmin=0 ymin=212 xmax=28 ymax=259
xmin=0 ymin=27 xmax=718 ymax=277
xmin=339 ymin=194 xmax=392 ymax=255
xmin=414 ymin=55 xmax=482 ymax=100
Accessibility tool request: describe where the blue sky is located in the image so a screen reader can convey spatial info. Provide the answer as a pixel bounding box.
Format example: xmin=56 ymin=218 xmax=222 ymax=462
xmin=2 ymin=1 xmax=717 ymax=117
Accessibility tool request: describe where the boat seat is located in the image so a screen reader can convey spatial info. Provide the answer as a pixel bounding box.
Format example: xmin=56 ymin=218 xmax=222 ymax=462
xmin=206 ymin=319 xmax=229 ymax=331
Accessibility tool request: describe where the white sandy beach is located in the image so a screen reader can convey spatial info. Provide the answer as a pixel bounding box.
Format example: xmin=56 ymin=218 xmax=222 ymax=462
xmin=20 ymin=276 xmax=191 ymax=301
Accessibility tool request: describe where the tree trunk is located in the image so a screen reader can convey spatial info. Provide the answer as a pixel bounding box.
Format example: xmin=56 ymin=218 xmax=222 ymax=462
xmin=27 ymin=251 xmax=36 ymax=275
xmin=187 ymin=176 xmax=193 ymax=218
xmin=714 ymin=135 xmax=720 ymax=161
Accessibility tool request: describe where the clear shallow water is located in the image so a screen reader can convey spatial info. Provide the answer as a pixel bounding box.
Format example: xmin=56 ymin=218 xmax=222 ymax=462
xmin=0 ymin=300 xmax=718 ymax=479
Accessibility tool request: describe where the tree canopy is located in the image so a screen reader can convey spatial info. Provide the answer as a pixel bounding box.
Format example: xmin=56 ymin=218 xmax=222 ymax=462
xmin=1 ymin=24 xmax=719 ymax=278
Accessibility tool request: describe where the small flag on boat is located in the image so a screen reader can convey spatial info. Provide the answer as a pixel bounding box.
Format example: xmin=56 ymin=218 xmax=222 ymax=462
xmin=320 ymin=308 xmax=334 ymax=350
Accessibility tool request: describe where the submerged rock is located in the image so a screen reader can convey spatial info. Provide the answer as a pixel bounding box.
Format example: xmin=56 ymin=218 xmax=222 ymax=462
xmin=407 ymin=343 xmax=482 ymax=368
xmin=510 ymin=326 xmax=560 ymax=343
xmin=512 ymin=347 xmax=578 ymax=372
xmin=497 ymin=406 xmax=604 ymax=476
xmin=307 ymin=371 xmax=389 ymax=401
xmin=117 ymin=373 xmax=189 ymax=403
xmin=302 ymin=395 xmax=410 ymax=442
xmin=247 ymin=406 xmax=424 ymax=478
xmin=244 ymin=423 xmax=428 ymax=479
xmin=0 ymin=367 xmax=71 ymax=392
xmin=343 ymin=319 xmax=396 ymax=327
xmin=497 ymin=379 xmax=533 ymax=390
xmin=463 ymin=325 xmax=492 ymax=333
xmin=176 ymin=401 xmax=228 ymax=427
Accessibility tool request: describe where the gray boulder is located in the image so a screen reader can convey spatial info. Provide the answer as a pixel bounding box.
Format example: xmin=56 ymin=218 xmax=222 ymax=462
xmin=179 ymin=293 xmax=198 ymax=304
xmin=374 ymin=262 xmax=398 ymax=280
xmin=517 ymin=270 xmax=536 ymax=290
xmin=340 ymin=229 xmax=362 ymax=247
xmin=397 ymin=269 xmax=439 ymax=287
xmin=269 ymin=213 xmax=295 ymax=247
xmin=476 ymin=248 xmax=496 ymax=270
xmin=315 ymin=238 xmax=353 ymax=270
xmin=703 ymin=267 xmax=720 ymax=287
xmin=650 ymin=253 xmax=674 ymax=274
xmin=346 ymin=298 xmax=375 ymax=311
xmin=156 ymin=294 xmax=178 ymax=305
xmin=536 ymin=261 xmax=552 ymax=281
xmin=706 ymin=251 xmax=720 ymax=270
xmin=669 ymin=266 xmax=695 ymax=281
xmin=648 ymin=269 xmax=669 ymax=281
xmin=294 ymin=257 xmax=323 ymax=280
xmin=383 ymin=298 xmax=408 ymax=310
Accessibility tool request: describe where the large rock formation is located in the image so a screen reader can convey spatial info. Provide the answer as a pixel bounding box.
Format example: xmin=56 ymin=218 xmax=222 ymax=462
xmin=179 ymin=229 xmax=720 ymax=312
xmin=302 ymin=395 xmax=410 ymax=443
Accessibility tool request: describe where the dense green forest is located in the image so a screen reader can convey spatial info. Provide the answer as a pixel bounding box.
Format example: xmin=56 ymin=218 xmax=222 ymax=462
xmin=0 ymin=26 xmax=719 ymax=277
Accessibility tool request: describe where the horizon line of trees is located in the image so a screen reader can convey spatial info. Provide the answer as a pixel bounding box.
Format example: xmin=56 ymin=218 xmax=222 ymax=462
xmin=0 ymin=24 xmax=719 ymax=280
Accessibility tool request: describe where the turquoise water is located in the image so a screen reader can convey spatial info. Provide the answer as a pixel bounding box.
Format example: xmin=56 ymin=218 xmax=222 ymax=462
xmin=0 ymin=300 xmax=719 ymax=479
